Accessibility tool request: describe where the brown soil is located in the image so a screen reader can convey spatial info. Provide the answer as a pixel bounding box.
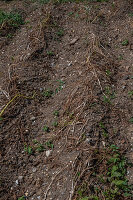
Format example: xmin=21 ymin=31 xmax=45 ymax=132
xmin=0 ymin=0 xmax=133 ymax=200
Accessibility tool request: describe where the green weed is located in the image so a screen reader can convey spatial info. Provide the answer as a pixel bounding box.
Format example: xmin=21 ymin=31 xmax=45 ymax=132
xmin=75 ymin=13 xmax=79 ymax=18
xmin=69 ymin=112 xmax=74 ymax=119
xmin=36 ymin=144 xmax=45 ymax=152
xmin=122 ymin=40 xmax=129 ymax=46
xmin=56 ymin=29 xmax=64 ymax=37
xmin=18 ymin=196 xmax=25 ymax=200
xmin=68 ymin=11 xmax=74 ymax=16
xmin=47 ymin=51 xmax=54 ymax=56
xmin=80 ymin=197 xmax=89 ymax=200
xmin=129 ymin=13 xmax=133 ymax=17
xmin=24 ymin=145 xmax=33 ymax=155
xmin=54 ymin=29 xmax=64 ymax=40
xmin=55 ymin=80 xmax=65 ymax=94
xmin=42 ymin=125 xmax=50 ymax=132
xmin=104 ymin=147 xmax=133 ymax=198
xmin=52 ymin=121 xmax=58 ymax=127
xmin=105 ymin=69 xmax=111 ymax=76
xmin=128 ymin=91 xmax=133 ymax=96
xmin=111 ymin=2 xmax=115 ymax=8
xmin=32 ymin=140 xmax=45 ymax=153
xmin=42 ymin=80 xmax=64 ymax=99
xmin=129 ymin=117 xmax=133 ymax=123
xmin=103 ymin=95 xmax=111 ymax=104
xmin=88 ymin=196 xmax=99 ymax=200
xmin=45 ymin=140 xmax=54 ymax=149
xmin=103 ymin=87 xmax=116 ymax=104
xmin=53 ymin=110 xmax=59 ymax=117
xmin=7 ymin=33 xmax=13 ymax=38
xmin=77 ymin=144 xmax=132 ymax=199
xmin=118 ymin=55 xmax=123 ymax=60
xmin=42 ymin=89 xmax=53 ymax=98
xmin=0 ymin=10 xmax=24 ymax=29
xmin=33 ymin=139 xmax=38 ymax=144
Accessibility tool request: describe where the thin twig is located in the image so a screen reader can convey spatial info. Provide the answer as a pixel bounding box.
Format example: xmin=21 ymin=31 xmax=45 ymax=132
xmin=0 ymin=92 xmax=36 ymax=117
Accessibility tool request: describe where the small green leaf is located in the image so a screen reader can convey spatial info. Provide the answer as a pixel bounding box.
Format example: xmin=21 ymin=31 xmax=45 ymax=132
xmin=18 ymin=196 xmax=25 ymax=200
xmin=128 ymin=91 xmax=133 ymax=96
xmin=129 ymin=13 xmax=133 ymax=17
xmin=52 ymin=121 xmax=58 ymax=127
xmin=111 ymin=165 xmax=118 ymax=173
xmin=112 ymin=180 xmax=126 ymax=186
xmin=28 ymin=146 xmax=32 ymax=154
xmin=111 ymin=171 xmax=122 ymax=178
xmin=105 ymin=69 xmax=111 ymax=76
xmin=47 ymin=51 xmax=54 ymax=56
xmin=36 ymin=144 xmax=45 ymax=152
xmin=78 ymin=189 xmax=83 ymax=197
xmin=80 ymin=197 xmax=88 ymax=200
xmin=129 ymin=118 xmax=133 ymax=123
xmin=24 ymin=146 xmax=33 ymax=155
xmin=45 ymin=141 xmax=54 ymax=149
xmin=42 ymin=89 xmax=53 ymax=98
xmin=42 ymin=125 xmax=50 ymax=132
xmin=33 ymin=139 xmax=38 ymax=144
xmin=124 ymin=193 xmax=132 ymax=197
xmin=99 ymin=122 xmax=105 ymax=129
xmin=77 ymin=172 xmax=80 ymax=177
xmin=122 ymin=40 xmax=129 ymax=46
xmin=53 ymin=110 xmax=59 ymax=117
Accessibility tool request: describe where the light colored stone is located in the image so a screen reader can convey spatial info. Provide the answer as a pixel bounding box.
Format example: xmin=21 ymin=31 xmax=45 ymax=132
xmin=46 ymin=150 xmax=52 ymax=157
xmin=18 ymin=176 xmax=23 ymax=180
xmin=15 ymin=180 xmax=19 ymax=185
xmin=70 ymin=37 xmax=79 ymax=45
xmin=30 ymin=116 xmax=36 ymax=121
xmin=32 ymin=167 xmax=37 ymax=173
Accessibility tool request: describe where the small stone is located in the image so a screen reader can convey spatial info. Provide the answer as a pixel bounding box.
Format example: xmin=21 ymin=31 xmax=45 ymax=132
xmin=102 ymin=141 xmax=106 ymax=147
xmin=67 ymin=61 xmax=72 ymax=67
xmin=125 ymin=66 xmax=130 ymax=71
xmin=25 ymin=192 xmax=28 ymax=197
xmin=32 ymin=121 xmax=36 ymax=125
xmin=30 ymin=116 xmax=36 ymax=121
xmin=32 ymin=167 xmax=37 ymax=173
xmin=18 ymin=176 xmax=23 ymax=180
xmin=78 ymin=71 xmax=82 ymax=75
xmin=15 ymin=180 xmax=19 ymax=185
xmin=70 ymin=37 xmax=79 ymax=45
xmin=37 ymin=196 xmax=41 ymax=199
xmin=40 ymin=88 xmax=43 ymax=92
xmin=85 ymin=138 xmax=91 ymax=143
xmin=46 ymin=150 xmax=52 ymax=157
xmin=122 ymin=85 xmax=126 ymax=89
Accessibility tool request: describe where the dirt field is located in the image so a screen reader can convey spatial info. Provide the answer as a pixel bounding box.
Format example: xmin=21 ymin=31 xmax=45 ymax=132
xmin=0 ymin=0 xmax=133 ymax=200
